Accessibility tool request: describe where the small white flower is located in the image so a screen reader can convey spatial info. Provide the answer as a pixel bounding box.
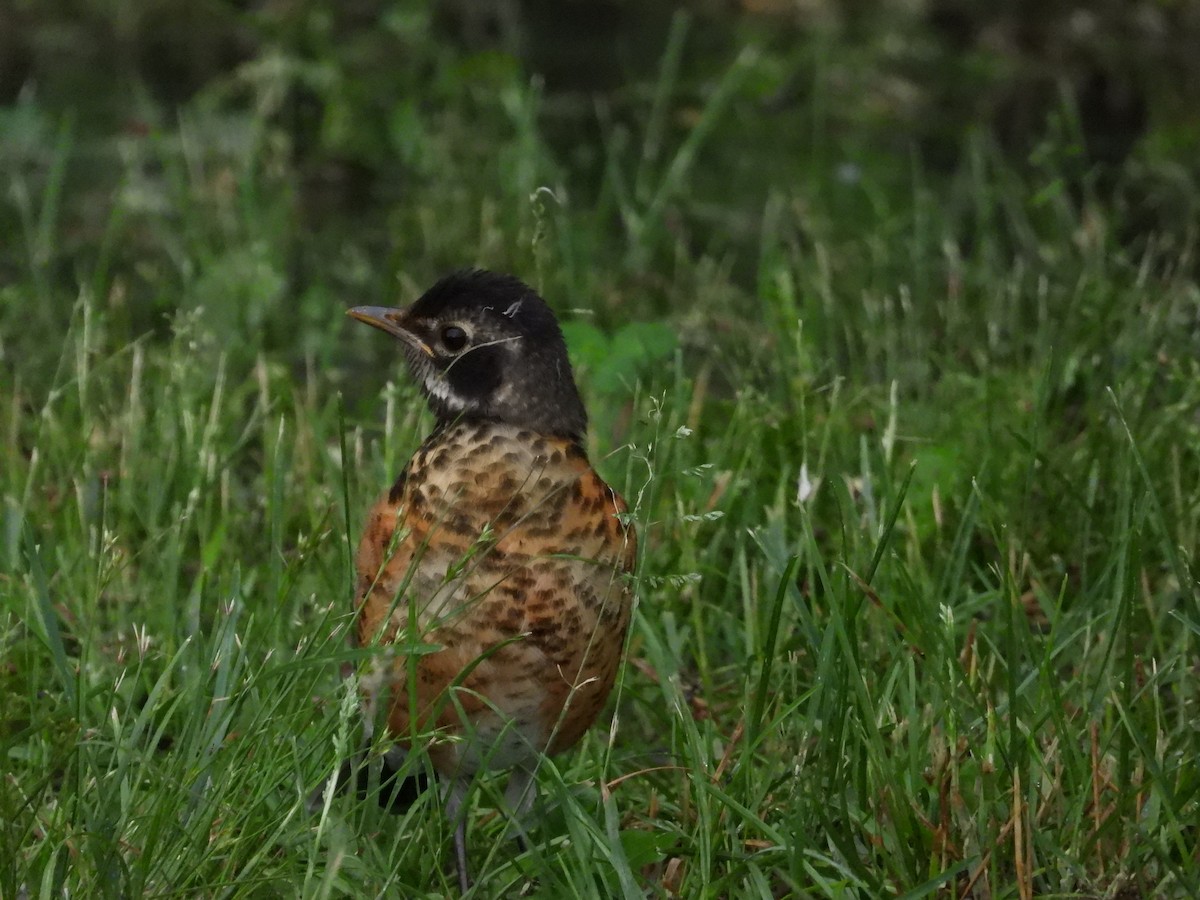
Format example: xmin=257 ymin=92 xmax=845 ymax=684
xmin=796 ymin=463 xmax=821 ymax=504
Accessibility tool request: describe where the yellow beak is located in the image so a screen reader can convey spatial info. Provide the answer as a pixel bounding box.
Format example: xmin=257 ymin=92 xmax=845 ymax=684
xmin=347 ymin=306 xmax=434 ymax=357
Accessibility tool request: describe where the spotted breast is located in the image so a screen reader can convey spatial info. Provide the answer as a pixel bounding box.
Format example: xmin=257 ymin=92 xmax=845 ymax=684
xmin=354 ymin=419 xmax=635 ymax=775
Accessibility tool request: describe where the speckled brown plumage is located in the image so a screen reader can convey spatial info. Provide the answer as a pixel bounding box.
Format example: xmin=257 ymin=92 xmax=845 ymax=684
xmin=353 ymin=419 xmax=635 ymax=774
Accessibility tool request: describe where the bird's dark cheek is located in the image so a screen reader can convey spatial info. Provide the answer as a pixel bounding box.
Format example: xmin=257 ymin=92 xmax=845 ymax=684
xmin=445 ymin=347 xmax=503 ymax=403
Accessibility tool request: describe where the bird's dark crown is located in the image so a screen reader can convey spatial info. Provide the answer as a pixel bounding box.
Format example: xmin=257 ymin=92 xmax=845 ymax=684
xmin=351 ymin=269 xmax=588 ymax=440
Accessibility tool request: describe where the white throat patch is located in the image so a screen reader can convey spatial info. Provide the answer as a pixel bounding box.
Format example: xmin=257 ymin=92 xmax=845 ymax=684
xmin=423 ymin=371 xmax=467 ymax=410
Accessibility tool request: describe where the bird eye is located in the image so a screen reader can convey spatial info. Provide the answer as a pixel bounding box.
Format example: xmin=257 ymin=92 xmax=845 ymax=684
xmin=441 ymin=325 xmax=468 ymax=353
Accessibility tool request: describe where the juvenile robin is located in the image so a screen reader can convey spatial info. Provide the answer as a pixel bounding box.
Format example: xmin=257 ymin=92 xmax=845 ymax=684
xmin=339 ymin=269 xmax=636 ymax=892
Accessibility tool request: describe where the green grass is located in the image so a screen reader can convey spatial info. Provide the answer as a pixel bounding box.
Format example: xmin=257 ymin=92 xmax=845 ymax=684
xmin=3 ymin=9 xmax=1200 ymax=899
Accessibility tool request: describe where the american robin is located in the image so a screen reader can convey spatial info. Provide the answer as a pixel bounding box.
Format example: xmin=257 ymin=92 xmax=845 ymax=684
xmin=338 ymin=269 xmax=636 ymax=892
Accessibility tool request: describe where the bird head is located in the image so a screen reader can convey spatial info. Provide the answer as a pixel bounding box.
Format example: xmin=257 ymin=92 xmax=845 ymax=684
xmin=349 ymin=269 xmax=588 ymax=440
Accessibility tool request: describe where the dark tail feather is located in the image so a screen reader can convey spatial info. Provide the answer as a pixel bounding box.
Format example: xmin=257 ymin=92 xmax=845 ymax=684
xmin=372 ymin=751 xmax=432 ymax=813
xmin=310 ymin=749 xmax=432 ymax=814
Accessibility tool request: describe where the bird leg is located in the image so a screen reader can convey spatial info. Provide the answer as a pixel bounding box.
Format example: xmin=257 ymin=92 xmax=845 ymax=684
xmin=444 ymin=777 xmax=472 ymax=894
xmin=454 ymin=817 xmax=471 ymax=895
xmin=503 ymin=765 xmax=537 ymax=854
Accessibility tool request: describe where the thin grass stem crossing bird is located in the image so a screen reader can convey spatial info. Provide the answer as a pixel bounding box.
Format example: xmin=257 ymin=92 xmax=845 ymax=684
xmin=335 ymin=269 xmax=636 ymax=892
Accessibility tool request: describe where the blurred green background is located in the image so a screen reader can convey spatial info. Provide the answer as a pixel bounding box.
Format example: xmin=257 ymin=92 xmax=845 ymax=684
xmin=3 ymin=0 xmax=1198 ymax=385
xmin=4 ymin=2 xmax=1200 ymax=896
